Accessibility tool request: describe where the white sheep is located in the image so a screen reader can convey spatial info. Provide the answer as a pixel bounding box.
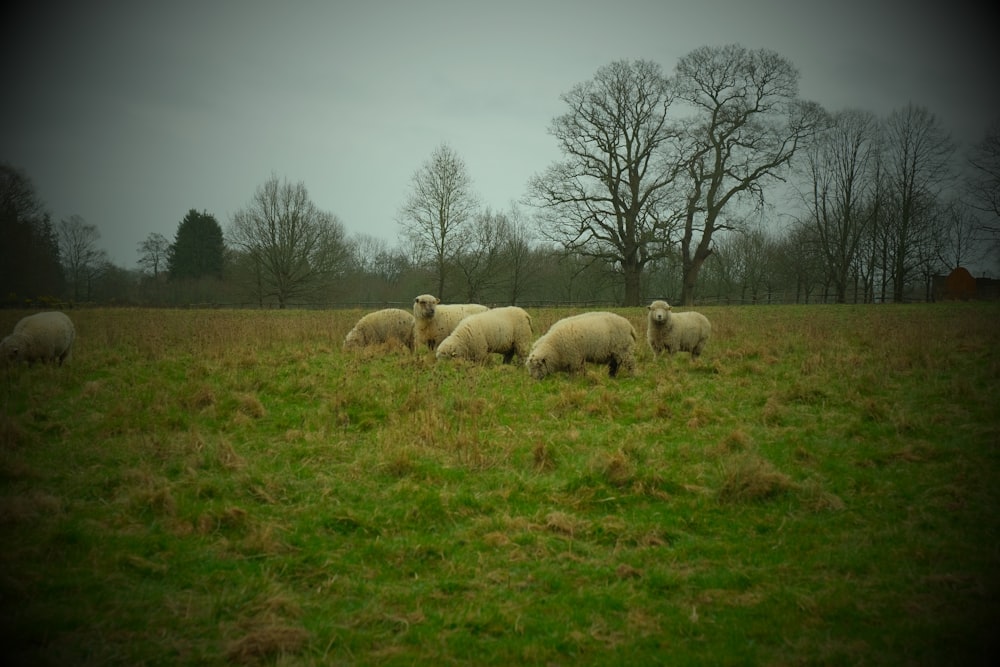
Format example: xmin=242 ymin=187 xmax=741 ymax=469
xmin=343 ymin=308 xmax=415 ymax=352
xmin=646 ymin=300 xmax=711 ymax=360
xmin=525 ymin=311 xmax=637 ymax=379
xmin=412 ymin=294 xmax=488 ymax=351
xmin=0 ymin=311 xmax=76 ymax=366
xmin=435 ymin=306 xmax=533 ymax=364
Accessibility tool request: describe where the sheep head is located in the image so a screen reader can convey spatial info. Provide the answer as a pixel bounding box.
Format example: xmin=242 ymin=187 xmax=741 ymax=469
xmin=647 ymin=300 xmax=672 ymax=325
xmin=413 ymin=294 xmax=440 ymax=319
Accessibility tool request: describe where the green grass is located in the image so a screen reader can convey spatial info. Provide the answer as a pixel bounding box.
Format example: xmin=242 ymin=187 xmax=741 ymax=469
xmin=1 ymin=304 xmax=998 ymax=665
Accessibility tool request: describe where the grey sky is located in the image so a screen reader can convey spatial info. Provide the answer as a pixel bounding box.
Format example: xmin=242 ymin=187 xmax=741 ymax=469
xmin=2 ymin=0 xmax=996 ymax=266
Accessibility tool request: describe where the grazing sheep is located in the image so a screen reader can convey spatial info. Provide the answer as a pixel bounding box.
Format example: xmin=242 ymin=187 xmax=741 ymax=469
xmin=646 ymin=300 xmax=711 ymax=360
xmin=526 ymin=311 xmax=636 ymax=379
xmin=412 ymin=294 xmax=488 ymax=351
xmin=0 ymin=311 xmax=76 ymax=366
xmin=343 ymin=308 xmax=415 ymax=352
xmin=436 ymin=306 xmax=533 ymax=364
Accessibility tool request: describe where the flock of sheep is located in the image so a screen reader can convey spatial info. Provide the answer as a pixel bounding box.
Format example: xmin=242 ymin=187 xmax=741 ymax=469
xmin=344 ymin=294 xmax=712 ymax=379
xmin=0 ymin=297 xmax=711 ymax=378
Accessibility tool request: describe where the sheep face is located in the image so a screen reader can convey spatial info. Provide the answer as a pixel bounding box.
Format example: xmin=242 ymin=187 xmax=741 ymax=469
xmin=648 ymin=300 xmax=672 ymax=326
xmin=413 ymin=294 xmax=440 ymax=320
xmin=526 ymin=354 xmax=548 ymax=380
xmin=435 ymin=338 xmax=461 ymax=360
xmin=0 ymin=335 xmax=23 ymax=363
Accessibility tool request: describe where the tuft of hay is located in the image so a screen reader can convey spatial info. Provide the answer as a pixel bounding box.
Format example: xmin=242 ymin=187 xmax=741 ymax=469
xmin=717 ymin=453 xmax=794 ymax=504
xmin=797 ymin=477 xmax=846 ymax=512
xmin=225 ymin=623 xmax=309 ymax=664
xmin=236 ymin=393 xmax=266 ymax=419
xmin=0 ymin=491 xmax=62 ymax=524
xmin=215 ymin=438 xmax=247 ymax=470
xmin=709 ymin=429 xmax=753 ymax=456
xmin=545 ymin=511 xmax=582 ymax=536
xmin=0 ymin=414 xmax=31 ymax=450
xmin=598 ymin=449 xmax=636 ymax=488
xmin=533 ymin=440 xmax=557 ymax=471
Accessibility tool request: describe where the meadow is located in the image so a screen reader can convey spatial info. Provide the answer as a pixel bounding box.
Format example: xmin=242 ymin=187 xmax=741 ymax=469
xmin=0 ymin=303 xmax=997 ymax=666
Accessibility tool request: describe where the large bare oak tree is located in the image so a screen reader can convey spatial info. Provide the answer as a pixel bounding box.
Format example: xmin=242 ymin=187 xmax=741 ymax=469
xmin=528 ymin=59 xmax=683 ymax=306
xmin=674 ymin=44 xmax=825 ymax=305
xmin=228 ymin=175 xmax=349 ymax=308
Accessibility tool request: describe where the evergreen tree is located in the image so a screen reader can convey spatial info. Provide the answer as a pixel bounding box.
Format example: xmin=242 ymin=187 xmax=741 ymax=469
xmin=0 ymin=164 xmax=64 ymax=301
xmin=168 ymin=209 xmax=225 ymax=280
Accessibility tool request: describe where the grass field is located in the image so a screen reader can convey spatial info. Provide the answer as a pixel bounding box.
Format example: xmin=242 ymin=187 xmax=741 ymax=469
xmin=1 ymin=304 xmax=997 ymax=665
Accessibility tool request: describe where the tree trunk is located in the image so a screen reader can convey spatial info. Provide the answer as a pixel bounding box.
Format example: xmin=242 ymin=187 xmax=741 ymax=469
xmin=680 ymin=232 xmax=714 ymax=306
xmin=436 ymin=263 xmax=445 ymax=302
xmin=680 ymin=254 xmax=708 ymax=306
xmin=834 ymin=276 xmax=847 ymax=304
xmin=622 ymin=261 xmax=642 ymax=306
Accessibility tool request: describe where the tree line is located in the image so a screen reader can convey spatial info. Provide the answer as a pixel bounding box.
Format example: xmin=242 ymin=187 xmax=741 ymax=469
xmin=3 ymin=45 xmax=998 ymax=308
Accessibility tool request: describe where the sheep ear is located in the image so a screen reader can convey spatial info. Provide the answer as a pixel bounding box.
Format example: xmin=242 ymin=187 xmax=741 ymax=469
xmin=435 ymin=298 xmax=441 ymax=304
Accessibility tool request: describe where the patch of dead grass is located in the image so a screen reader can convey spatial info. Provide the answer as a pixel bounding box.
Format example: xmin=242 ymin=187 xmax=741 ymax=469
xmin=0 ymin=490 xmax=63 ymax=523
xmin=717 ymin=453 xmax=795 ymax=504
xmin=545 ymin=510 xmax=589 ymax=537
xmin=236 ymin=393 xmax=266 ymax=419
xmin=595 ymin=449 xmax=636 ymax=488
xmin=225 ymin=622 xmax=309 ymax=665
xmin=0 ymin=414 xmax=31 ymax=449
xmin=533 ymin=439 xmax=557 ymax=471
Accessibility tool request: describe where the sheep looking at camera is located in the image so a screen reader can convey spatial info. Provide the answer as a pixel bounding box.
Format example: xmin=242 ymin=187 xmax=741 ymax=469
xmin=343 ymin=308 xmax=415 ymax=352
xmin=412 ymin=294 xmax=488 ymax=351
xmin=646 ymin=300 xmax=711 ymax=360
xmin=435 ymin=306 xmax=533 ymax=364
xmin=526 ymin=311 xmax=636 ymax=379
xmin=0 ymin=311 xmax=76 ymax=366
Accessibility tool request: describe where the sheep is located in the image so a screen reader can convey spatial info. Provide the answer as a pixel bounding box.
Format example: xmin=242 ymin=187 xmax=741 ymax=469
xmin=646 ymin=300 xmax=711 ymax=360
xmin=435 ymin=306 xmax=533 ymax=364
xmin=412 ymin=294 xmax=488 ymax=351
xmin=0 ymin=311 xmax=76 ymax=366
xmin=525 ymin=311 xmax=637 ymax=380
xmin=343 ymin=308 xmax=415 ymax=352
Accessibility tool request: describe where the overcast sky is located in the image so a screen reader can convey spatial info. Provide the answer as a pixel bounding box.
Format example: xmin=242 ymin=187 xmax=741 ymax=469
xmin=3 ymin=0 xmax=997 ymax=266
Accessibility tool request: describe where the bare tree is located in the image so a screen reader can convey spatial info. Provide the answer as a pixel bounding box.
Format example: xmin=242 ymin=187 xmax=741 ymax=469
xmin=137 ymin=232 xmax=170 ymax=278
xmin=709 ymin=222 xmax=779 ymax=304
xmin=673 ymin=44 xmax=825 ymax=305
xmin=879 ymin=104 xmax=955 ymax=301
xmin=499 ymin=204 xmax=539 ymax=305
xmin=454 ymin=207 xmax=509 ymax=302
xmin=399 ymin=143 xmax=479 ymax=300
xmin=772 ymin=224 xmax=827 ymax=303
xmin=797 ymin=109 xmax=879 ymax=302
xmin=58 ymin=215 xmax=108 ymax=301
xmin=228 ymin=175 xmax=350 ymax=308
xmin=344 ymin=234 xmax=408 ymax=304
xmin=966 ymin=118 xmax=1000 ymax=238
xmin=937 ymin=199 xmax=986 ymax=271
xmin=528 ymin=59 xmax=684 ymax=306
xmin=350 ymin=234 xmax=407 ymax=285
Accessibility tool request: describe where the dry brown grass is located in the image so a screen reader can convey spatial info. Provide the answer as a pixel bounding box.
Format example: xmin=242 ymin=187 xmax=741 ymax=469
xmin=226 ymin=623 xmax=310 ymax=665
xmin=717 ymin=452 xmax=795 ymax=503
